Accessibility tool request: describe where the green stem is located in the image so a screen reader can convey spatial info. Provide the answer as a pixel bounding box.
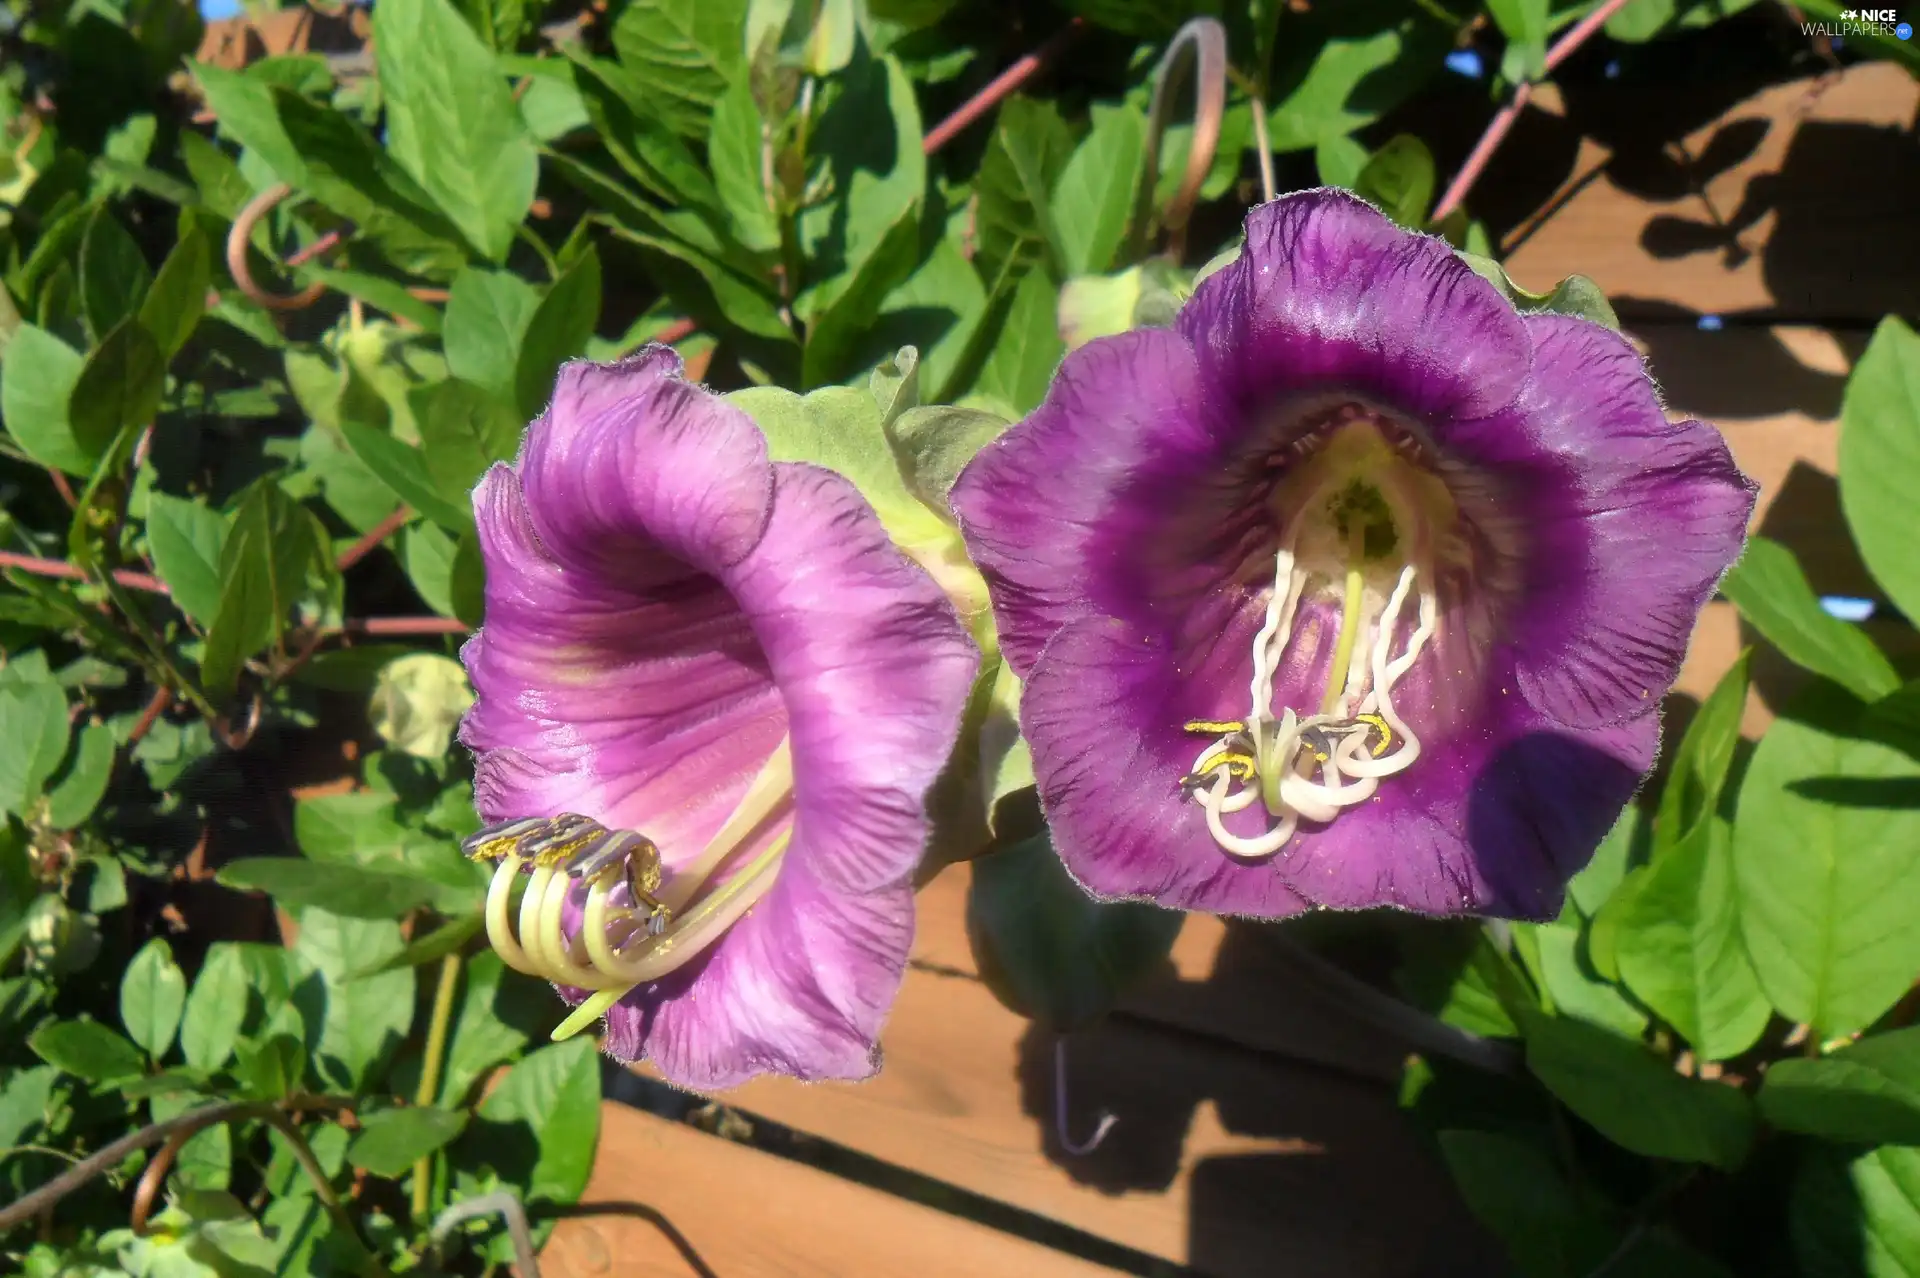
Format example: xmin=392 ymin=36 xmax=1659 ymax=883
xmin=411 ymin=951 xmax=464 ymax=1222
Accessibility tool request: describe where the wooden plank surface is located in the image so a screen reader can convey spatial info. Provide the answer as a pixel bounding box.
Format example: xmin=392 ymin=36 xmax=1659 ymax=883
xmin=628 ymin=948 xmax=1495 ymax=1278
xmin=541 ymin=1101 xmax=1132 ymax=1278
xmin=1502 ymin=62 xmax=1920 ymax=324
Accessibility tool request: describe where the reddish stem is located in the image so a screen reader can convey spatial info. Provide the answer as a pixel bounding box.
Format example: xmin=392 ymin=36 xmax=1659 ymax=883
xmin=0 ymin=550 xmax=167 ymax=595
xmin=1430 ymin=0 xmax=1637 ymax=223
xmin=127 ymin=687 xmax=175 ymax=748
xmin=922 ymin=18 xmax=1087 ymax=156
xmin=47 ymin=469 xmax=78 ymax=508
xmin=335 ymin=506 xmax=412 ymax=571
xmin=339 ymin=617 xmax=471 ymax=637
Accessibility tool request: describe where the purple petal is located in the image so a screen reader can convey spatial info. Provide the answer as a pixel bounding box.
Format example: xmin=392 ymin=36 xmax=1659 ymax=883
xmin=1449 ymin=316 xmax=1757 ymax=730
xmin=605 ymin=868 xmax=914 ymax=1090
xmin=1178 ymin=189 xmax=1533 ymax=428
xmin=612 ymin=465 xmax=977 ymax=1086
xmin=724 ymin=463 xmax=982 ymax=895
xmin=461 ymin=353 xmax=977 ymax=1088
xmin=950 ymin=327 xmax=1215 ymax=676
xmin=1020 ymin=616 xmax=1313 ymax=918
xmin=460 ymin=463 xmax=787 ymax=863
xmin=516 ymin=349 xmax=773 ymax=580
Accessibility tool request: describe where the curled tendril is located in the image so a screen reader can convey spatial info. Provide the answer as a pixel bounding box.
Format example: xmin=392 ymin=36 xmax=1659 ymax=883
xmin=1129 ymin=17 xmax=1230 ymax=263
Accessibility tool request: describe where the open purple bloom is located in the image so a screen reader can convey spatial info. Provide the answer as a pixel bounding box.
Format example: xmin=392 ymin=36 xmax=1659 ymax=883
xmin=950 ymin=191 xmax=1754 ymax=921
xmin=457 ymin=349 xmax=978 ymax=1090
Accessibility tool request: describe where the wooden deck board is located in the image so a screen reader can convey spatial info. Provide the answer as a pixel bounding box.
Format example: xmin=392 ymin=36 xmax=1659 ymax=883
xmin=541 ymin=1101 xmax=1133 ymax=1278
xmin=1502 ymin=63 xmax=1920 ymax=324
xmin=633 ymin=957 xmax=1496 ymax=1278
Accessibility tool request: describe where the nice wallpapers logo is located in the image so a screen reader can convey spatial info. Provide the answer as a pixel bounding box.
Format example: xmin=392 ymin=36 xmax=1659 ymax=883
xmin=1812 ymin=8 xmax=1915 ymax=38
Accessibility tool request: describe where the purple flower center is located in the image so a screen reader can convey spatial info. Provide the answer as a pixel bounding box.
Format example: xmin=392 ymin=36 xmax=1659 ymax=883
xmin=1181 ymin=401 xmax=1457 ymax=860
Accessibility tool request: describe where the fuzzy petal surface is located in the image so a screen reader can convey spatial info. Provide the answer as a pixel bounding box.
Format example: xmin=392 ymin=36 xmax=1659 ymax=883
xmin=461 ymin=350 xmax=976 ymax=1088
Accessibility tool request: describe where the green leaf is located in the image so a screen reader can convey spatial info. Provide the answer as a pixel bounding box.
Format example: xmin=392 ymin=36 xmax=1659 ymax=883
xmin=1050 ymin=104 xmax=1146 ymax=278
xmin=1521 ymin=919 xmax=1647 ymax=1039
xmin=1 ymin=324 xmax=90 ymax=474
xmin=218 ymin=857 xmax=448 ymax=918
xmin=869 ymin=346 xmax=920 ymax=430
xmin=1523 ymin=1012 xmax=1755 ymax=1168
xmin=974 ymin=97 xmax=1072 ymax=283
xmin=1792 ymin=1144 xmax=1920 ymax=1278
xmin=1733 ymin=691 xmax=1920 ymax=1038
xmin=78 ymin=206 xmax=152 ymax=343
xmin=710 ymin=78 xmax=779 ymax=254
xmin=347 ymin=1106 xmax=469 ymax=1178
xmin=0 ymin=678 xmax=69 ymax=819
xmin=350 ymin=912 xmax=484 ymax=979
xmin=1437 ymin=1130 xmax=1616 ymax=1277
xmin=200 ymin=480 xmax=321 ymax=703
xmin=971 ymin=268 xmax=1063 ymax=416
xmin=567 ymin=55 xmax=730 ymax=222
xmin=474 ymin=1037 xmax=601 ymax=1204
xmin=1761 ymin=1025 xmax=1920 ymax=1145
xmin=967 ymin=830 xmax=1183 ymax=1031
xmin=1056 ymin=269 xmax=1143 ymax=352
xmin=144 ymin=492 xmax=229 ymax=628
xmin=1612 ymin=818 xmax=1772 ymax=1060
xmin=45 ymin=721 xmax=116 ymax=829
xmin=414 ymin=379 xmax=524 ymax=511
xmin=294 ymin=910 xmax=415 ymax=1092
xmin=138 ymin=223 xmax=211 ymax=361
xmin=1840 ymin=316 xmax=1920 ymax=626
xmin=179 ymin=943 xmax=251 ymax=1071
xmin=28 ymin=1018 xmax=148 ymax=1083
xmin=451 ymin=526 xmax=486 ymax=630
xmin=729 ymin=384 xmax=952 ymax=551
xmin=887 ymin=404 xmax=1011 ymax=520
xmin=120 ymin=937 xmax=188 ymax=1061
xmin=1314 ymin=134 xmax=1369 ymax=188
xmin=1569 ymin=804 xmax=1647 ymax=918
xmin=369 ymin=652 xmax=476 ymax=761
xmin=307 ymin=267 xmax=446 ymax=333
xmin=403 ymin=523 xmax=459 ymax=618
xmin=438 ymin=950 xmax=540 ymax=1105
xmin=339 ymin=420 xmax=476 ymax=532
xmin=607 ymin=0 xmax=747 ymax=139
xmin=1458 ymin=252 xmax=1621 ymax=330
xmin=233 ymin=1033 xmax=305 ymax=1100
xmin=1486 ymin=0 xmax=1549 ymax=80
xmin=514 ymin=247 xmax=601 ymax=421
xmin=1353 ymin=134 xmax=1436 ymax=229
xmin=800 ymin=206 xmax=922 ymax=390
xmin=454 ymin=0 xmax=529 ymax=49
xmin=1655 ymin=652 xmax=1750 ymax=854
xmin=69 ymin=318 xmax=165 ymax=474
xmin=373 ymin=0 xmax=539 ymax=262
xmin=1266 ymin=2 xmax=1448 ymax=153
xmin=1721 ymin=535 xmax=1899 ymax=702
xmin=555 ymin=153 xmax=791 ymax=346
xmin=443 ymin=268 xmax=541 ymax=403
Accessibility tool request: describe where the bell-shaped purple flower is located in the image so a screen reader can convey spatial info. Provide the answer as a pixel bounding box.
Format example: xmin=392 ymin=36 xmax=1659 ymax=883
xmin=457 ymin=349 xmax=978 ymax=1090
xmin=949 ymin=191 xmax=1755 ymax=921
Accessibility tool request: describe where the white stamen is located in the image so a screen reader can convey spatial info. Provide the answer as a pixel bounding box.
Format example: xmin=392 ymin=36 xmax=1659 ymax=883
xmin=1184 ymin=544 xmax=1440 ymax=859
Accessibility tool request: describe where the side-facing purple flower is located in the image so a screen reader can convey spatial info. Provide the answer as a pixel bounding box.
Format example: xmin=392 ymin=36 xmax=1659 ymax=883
xmin=458 ymin=349 xmax=978 ymax=1091
xmin=950 ymin=190 xmax=1755 ymax=921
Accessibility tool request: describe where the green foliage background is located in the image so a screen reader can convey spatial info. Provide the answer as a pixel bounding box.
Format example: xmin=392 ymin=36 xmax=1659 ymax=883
xmin=1 ymin=0 xmax=1918 ymax=1273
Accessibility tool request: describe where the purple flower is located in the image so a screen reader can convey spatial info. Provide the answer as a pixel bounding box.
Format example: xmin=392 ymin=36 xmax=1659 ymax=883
xmin=457 ymin=349 xmax=978 ymax=1090
xmin=949 ymin=191 xmax=1754 ymax=921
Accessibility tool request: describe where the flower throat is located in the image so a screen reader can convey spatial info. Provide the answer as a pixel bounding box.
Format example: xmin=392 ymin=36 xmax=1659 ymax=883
xmin=1182 ymin=410 xmax=1445 ymax=860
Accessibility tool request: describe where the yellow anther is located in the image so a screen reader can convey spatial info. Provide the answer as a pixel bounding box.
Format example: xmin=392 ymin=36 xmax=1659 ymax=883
xmin=1356 ymin=713 xmax=1393 ymax=757
xmin=530 ymin=833 xmax=595 ymax=867
xmin=1184 ymin=719 xmax=1248 ymax=736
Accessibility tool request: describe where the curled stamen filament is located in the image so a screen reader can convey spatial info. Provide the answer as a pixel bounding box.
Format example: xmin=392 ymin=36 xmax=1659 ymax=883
xmin=1187 ymin=556 xmax=1438 ymax=859
xmin=476 ymin=737 xmax=797 ymax=1038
